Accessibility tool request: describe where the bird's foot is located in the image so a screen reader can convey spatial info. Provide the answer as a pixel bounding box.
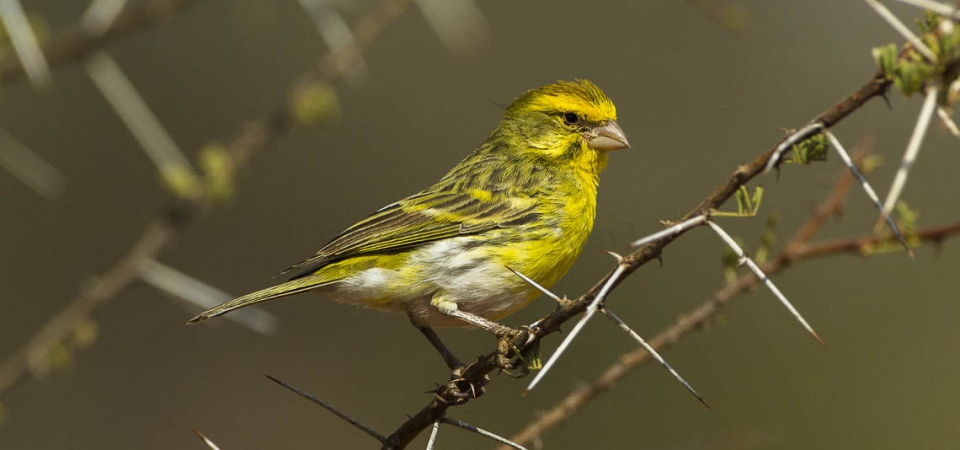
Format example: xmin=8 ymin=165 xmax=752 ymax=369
xmin=494 ymin=325 xmax=535 ymax=375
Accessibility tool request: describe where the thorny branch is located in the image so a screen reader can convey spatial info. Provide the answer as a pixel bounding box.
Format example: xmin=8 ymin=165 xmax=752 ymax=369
xmin=377 ymin=71 xmax=896 ymax=450
xmin=501 ymin=142 xmax=960 ymax=447
xmin=6 ymin=2 xmax=960 ymax=448
xmin=503 ymin=222 xmax=960 ymax=446
xmin=0 ymin=0 xmax=205 ymax=86
xmin=0 ymin=0 xmax=414 ymax=400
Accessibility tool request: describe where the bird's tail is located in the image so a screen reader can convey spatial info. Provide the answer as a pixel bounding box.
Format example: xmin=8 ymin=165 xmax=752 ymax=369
xmin=187 ymin=276 xmax=332 ymax=324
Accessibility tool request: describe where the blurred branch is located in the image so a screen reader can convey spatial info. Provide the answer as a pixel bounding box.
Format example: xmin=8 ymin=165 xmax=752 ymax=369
xmin=0 ymin=0 xmax=414 ymax=401
xmin=0 ymin=0 xmax=203 ymax=86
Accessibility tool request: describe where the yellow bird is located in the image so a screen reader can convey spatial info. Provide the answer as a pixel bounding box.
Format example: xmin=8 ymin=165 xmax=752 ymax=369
xmin=189 ymin=80 xmax=629 ymax=368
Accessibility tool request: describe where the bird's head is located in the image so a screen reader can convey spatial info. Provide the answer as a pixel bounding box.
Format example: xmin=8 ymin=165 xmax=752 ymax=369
xmin=500 ymin=79 xmax=629 ymax=170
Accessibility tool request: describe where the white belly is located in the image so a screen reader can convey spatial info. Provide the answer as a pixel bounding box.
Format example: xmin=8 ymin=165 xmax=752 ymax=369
xmin=327 ymin=238 xmax=535 ymax=328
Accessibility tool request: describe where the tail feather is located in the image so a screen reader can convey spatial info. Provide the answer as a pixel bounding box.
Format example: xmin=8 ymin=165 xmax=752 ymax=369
xmin=187 ymin=276 xmax=331 ymax=324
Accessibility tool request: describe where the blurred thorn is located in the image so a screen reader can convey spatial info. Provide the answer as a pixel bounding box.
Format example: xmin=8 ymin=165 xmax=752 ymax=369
xmin=415 ymin=0 xmax=489 ymax=59
xmin=936 ymin=106 xmax=960 ymax=143
xmin=894 ymin=0 xmax=960 ymax=20
xmin=425 ymin=420 xmax=441 ymax=450
xmin=881 ymin=86 xmax=938 ymax=217
xmin=439 ymin=417 xmax=528 ymax=450
xmin=298 ymin=0 xmax=368 ymax=85
xmin=0 ymin=129 xmax=65 ymax=199
xmin=706 ymin=220 xmax=825 ymax=346
xmin=191 ymin=428 xmax=222 ymax=450
xmin=822 ymin=129 xmax=913 ymax=256
xmin=138 ymin=259 xmax=278 ymax=336
xmin=684 ymin=0 xmax=751 ymax=33
xmin=0 ymin=0 xmax=53 ymax=89
xmin=84 ymin=51 xmax=201 ymax=195
xmin=865 ymin=0 xmax=936 ymax=61
xmin=80 ymin=0 xmax=129 ymax=35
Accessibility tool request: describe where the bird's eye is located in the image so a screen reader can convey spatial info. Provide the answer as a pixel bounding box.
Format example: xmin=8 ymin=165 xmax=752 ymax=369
xmin=562 ymin=112 xmax=580 ymax=126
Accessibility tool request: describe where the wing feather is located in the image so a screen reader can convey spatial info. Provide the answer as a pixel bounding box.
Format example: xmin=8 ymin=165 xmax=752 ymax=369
xmin=281 ymin=189 xmax=539 ymax=279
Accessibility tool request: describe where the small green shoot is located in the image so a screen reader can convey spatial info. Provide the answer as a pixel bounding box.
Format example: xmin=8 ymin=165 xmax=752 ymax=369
xmin=714 ymin=185 xmax=764 ymax=218
xmin=785 ymin=134 xmax=828 ymax=165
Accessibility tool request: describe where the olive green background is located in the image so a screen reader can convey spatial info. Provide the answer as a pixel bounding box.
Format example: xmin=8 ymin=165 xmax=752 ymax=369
xmin=3 ymin=1 xmax=959 ymax=448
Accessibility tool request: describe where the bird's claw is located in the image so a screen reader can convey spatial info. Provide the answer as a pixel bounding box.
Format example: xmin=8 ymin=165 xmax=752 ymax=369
xmin=494 ymin=325 xmax=534 ymax=372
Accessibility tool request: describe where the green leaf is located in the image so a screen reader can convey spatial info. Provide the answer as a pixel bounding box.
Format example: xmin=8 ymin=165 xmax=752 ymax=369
xmin=715 ymin=185 xmax=763 ymax=217
xmin=786 ymin=134 xmax=828 ymax=165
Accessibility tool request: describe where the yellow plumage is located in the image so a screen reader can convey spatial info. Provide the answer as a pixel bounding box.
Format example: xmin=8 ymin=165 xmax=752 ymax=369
xmin=189 ymin=79 xmax=628 ymax=334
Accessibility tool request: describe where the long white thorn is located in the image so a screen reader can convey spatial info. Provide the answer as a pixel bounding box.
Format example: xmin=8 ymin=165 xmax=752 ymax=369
xmin=881 ymin=86 xmax=938 ymax=216
xmin=706 ymin=220 xmax=825 ymax=346
xmin=821 ymin=130 xmax=914 ymax=256
xmin=763 ymin=123 xmax=824 ymax=174
xmin=505 ymin=266 xmax=564 ymax=304
xmin=600 ymin=307 xmax=709 ymax=408
xmin=507 ymin=263 xmax=706 ymax=407
xmin=865 ymin=0 xmax=937 ymax=61
xmin=0 ymin=0 xmax=53 ymax=88
xmin=425 ymin=420 xmax=441 ymax=450
xmin=525 ymin=263 xmax=628 ymax=394
xmin=630 ymin=215 xmax=708 ymax=248
xmin=192 ymin=429 xmax=222 ymax=450
xmin=439 ymin=417 xmax=528 ymax=450
xmin=894 ymin=0 xmax=960 ymax=20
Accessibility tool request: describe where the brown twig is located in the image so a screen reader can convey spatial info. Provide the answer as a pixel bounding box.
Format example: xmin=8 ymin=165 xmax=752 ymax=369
xmin=0 ymin=0 xmax=205 ymax=85
xmin=0 ymin=0 xmax=414 ymax=401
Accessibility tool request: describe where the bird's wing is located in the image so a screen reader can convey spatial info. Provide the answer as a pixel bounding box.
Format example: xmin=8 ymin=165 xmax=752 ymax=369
xmin=281 ymin=189 xmax=540 ymax=279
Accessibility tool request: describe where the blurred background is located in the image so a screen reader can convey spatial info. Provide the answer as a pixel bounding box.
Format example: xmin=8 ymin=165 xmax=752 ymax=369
xmin=2 ymin=0 xmax=959 ymax=448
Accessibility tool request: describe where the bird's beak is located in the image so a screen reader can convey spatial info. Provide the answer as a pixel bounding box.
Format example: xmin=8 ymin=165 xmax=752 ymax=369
xmin=587 ymin=120 xmax=630 ymax=151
